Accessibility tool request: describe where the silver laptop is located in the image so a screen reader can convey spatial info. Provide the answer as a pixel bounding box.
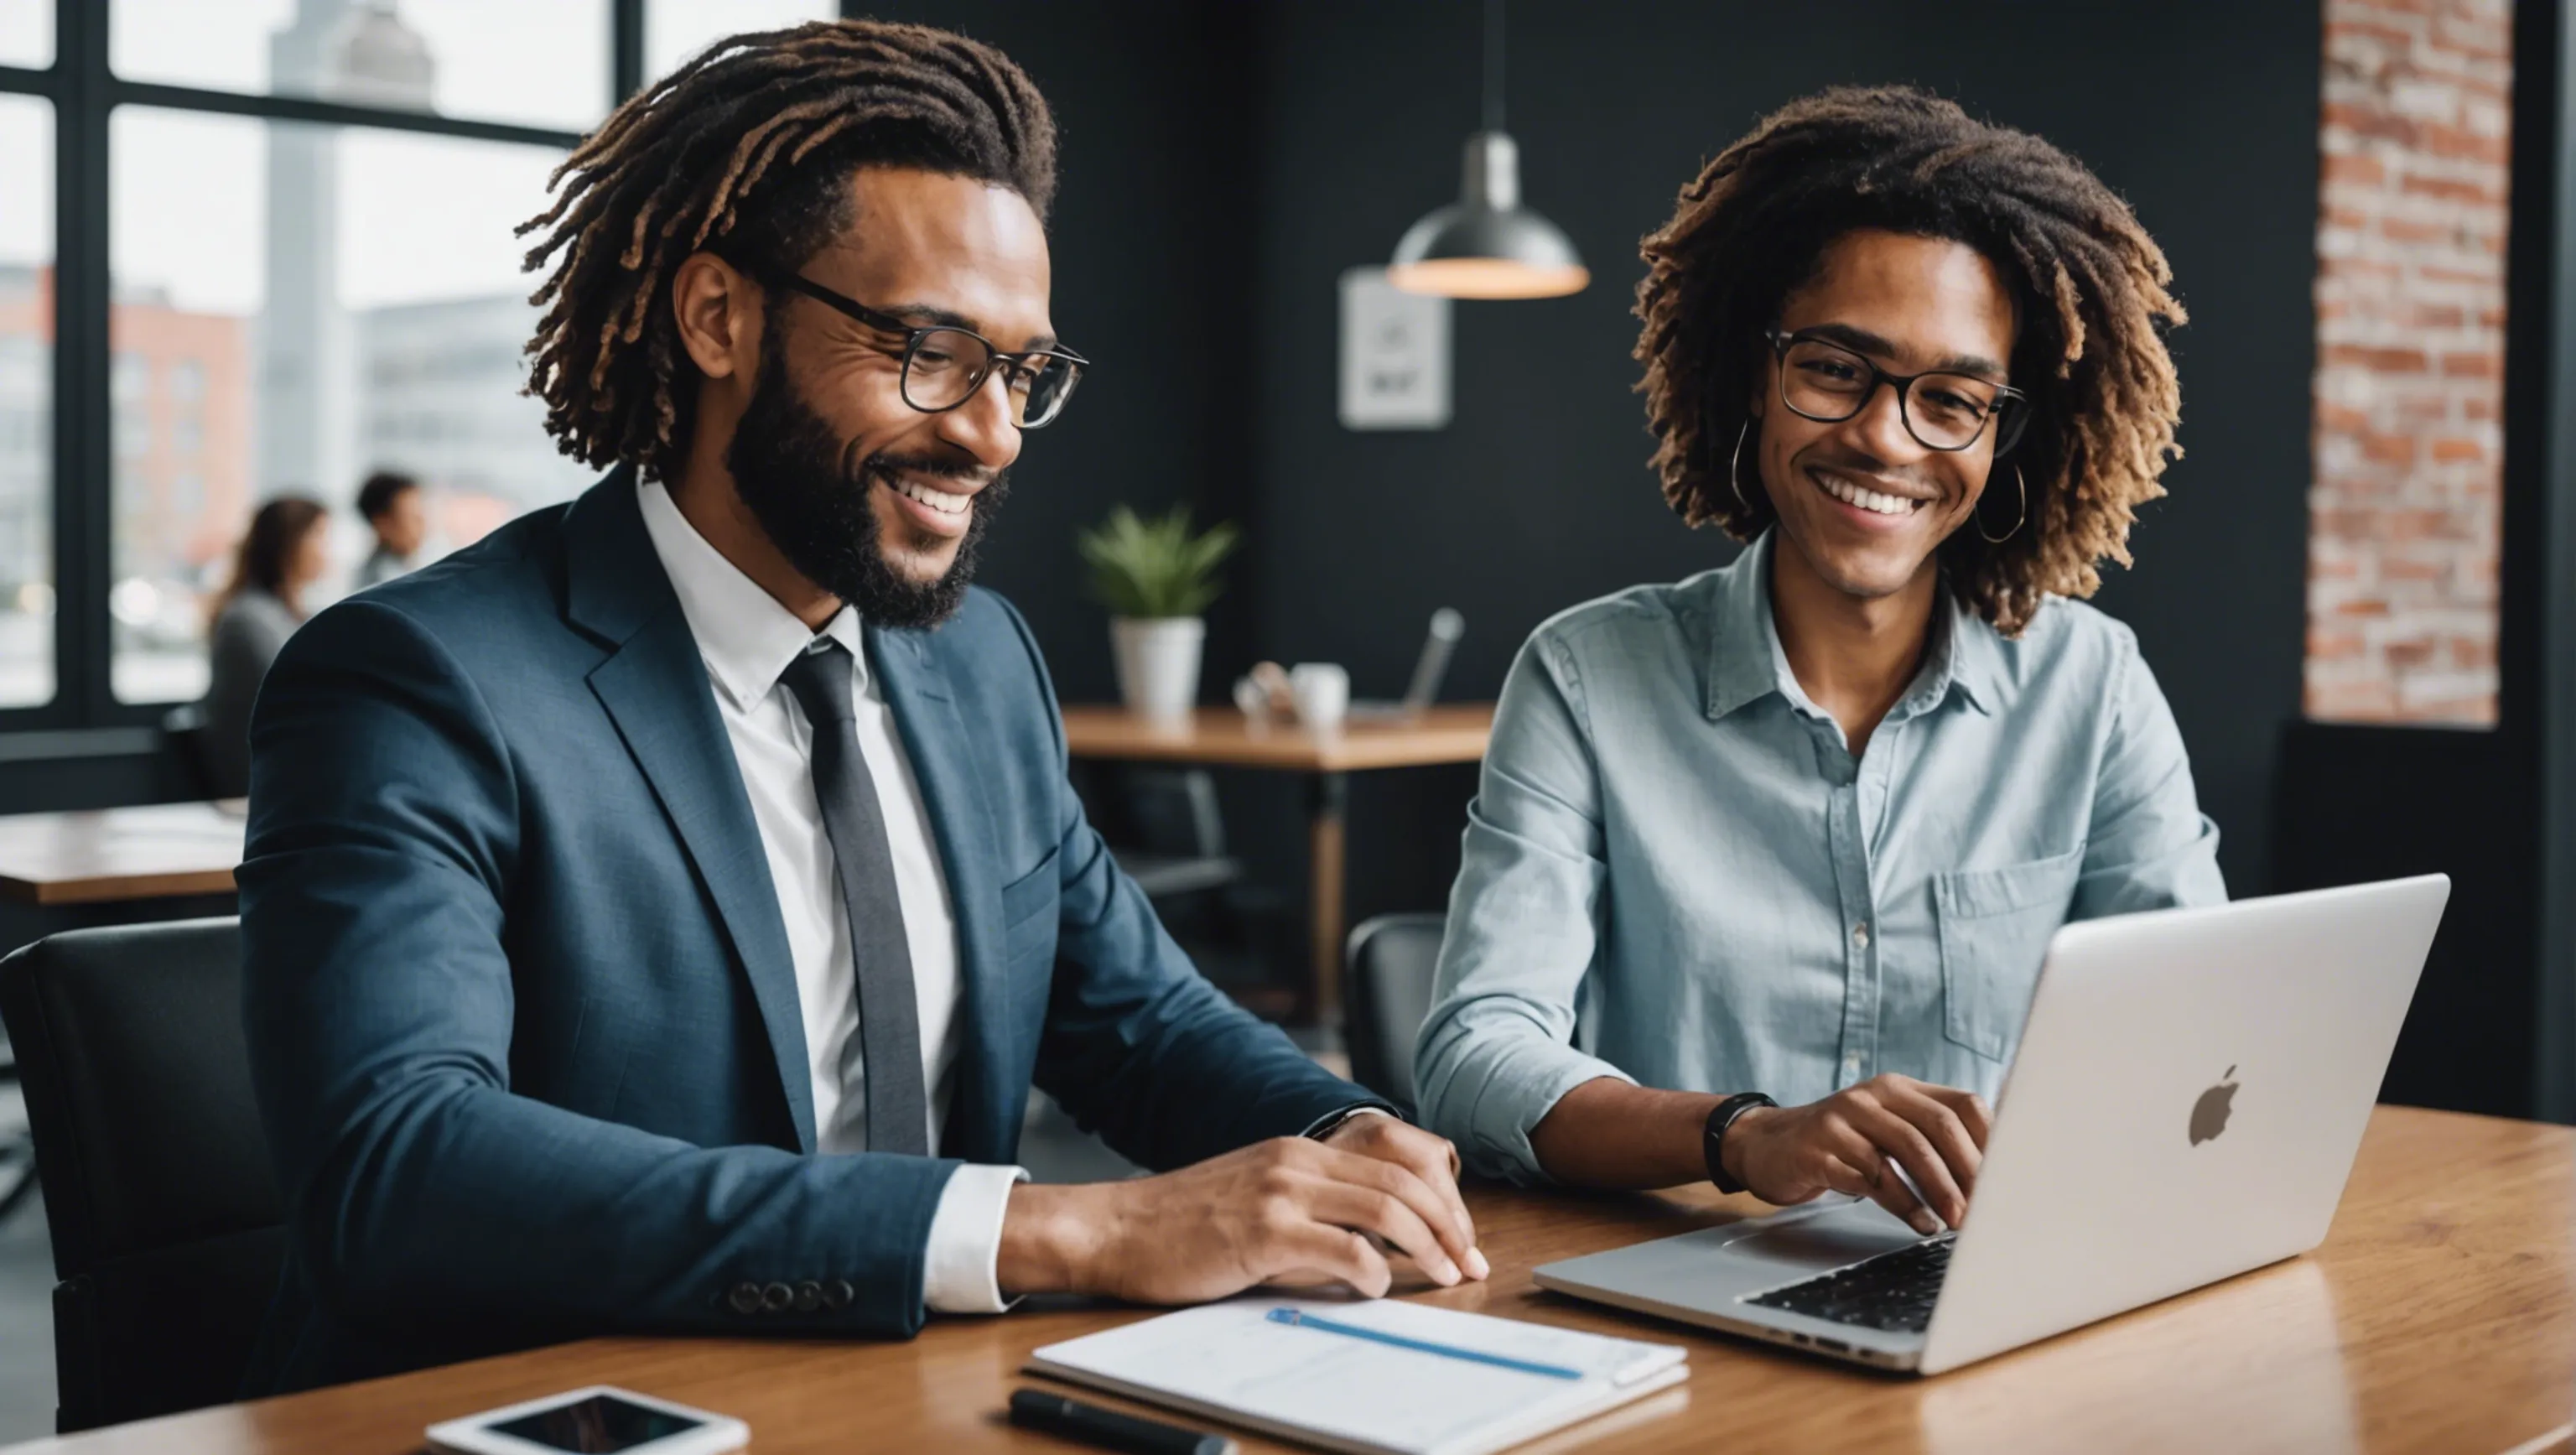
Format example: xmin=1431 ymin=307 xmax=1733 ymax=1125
xmin=1533 ymin=875 xmax=2450 ymax=1375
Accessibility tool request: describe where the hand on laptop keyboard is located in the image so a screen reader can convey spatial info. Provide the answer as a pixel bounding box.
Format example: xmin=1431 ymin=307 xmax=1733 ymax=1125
xmin=1720 ymin=1074 xmax=1991 ymax=1235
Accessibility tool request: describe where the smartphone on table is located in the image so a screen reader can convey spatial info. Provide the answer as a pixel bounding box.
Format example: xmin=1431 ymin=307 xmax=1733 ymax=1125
xmin=425 ymin=1385 xmax=746 ymax=1455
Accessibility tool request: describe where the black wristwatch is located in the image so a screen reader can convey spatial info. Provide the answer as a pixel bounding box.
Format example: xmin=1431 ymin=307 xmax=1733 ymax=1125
xmin=1702 ymin=1092 xmax=1778 ymax=1194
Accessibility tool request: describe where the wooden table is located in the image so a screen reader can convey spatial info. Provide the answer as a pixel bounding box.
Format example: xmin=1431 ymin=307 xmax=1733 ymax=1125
xmin=15 ymin=1105 xmax=2566 ymax=1455
xmin=0 ymin=800 xmax=245 ymax=907
xmin=1061 ymin=704 xmax=1493 ymax=1025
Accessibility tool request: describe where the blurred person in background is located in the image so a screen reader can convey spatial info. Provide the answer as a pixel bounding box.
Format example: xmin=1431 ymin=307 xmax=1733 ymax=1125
xmin=204 ymin=496 xmax=331 ymax=798
xmin=354 ymin=469 xmax=428 ymax=589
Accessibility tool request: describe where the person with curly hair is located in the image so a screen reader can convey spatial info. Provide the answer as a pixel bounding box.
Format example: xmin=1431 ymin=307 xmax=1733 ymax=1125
xmin=237 ymin=19 xmax=1478 ymax=1395
xmin=1415 ymin=87 xmax=2225 ymax=1232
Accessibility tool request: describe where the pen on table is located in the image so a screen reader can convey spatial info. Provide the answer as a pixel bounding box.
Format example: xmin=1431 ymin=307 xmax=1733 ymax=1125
xmin=1264 ymin=1307 xmax=1585 ymax=1380
xmin=1006 ymin=1388 xmax=1235 ymax=1455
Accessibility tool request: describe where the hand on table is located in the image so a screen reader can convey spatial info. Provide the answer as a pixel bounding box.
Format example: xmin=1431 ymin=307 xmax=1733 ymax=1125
xmin=1722 ymin=1073 xmax=1992 ymax=1234
xmin=998 ymin=1115 xmax=1488 ymax=1302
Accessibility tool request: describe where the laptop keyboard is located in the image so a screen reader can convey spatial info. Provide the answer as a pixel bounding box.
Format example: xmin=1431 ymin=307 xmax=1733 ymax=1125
xmin=1743 ymin=1232 xmax=1955 ymax=1334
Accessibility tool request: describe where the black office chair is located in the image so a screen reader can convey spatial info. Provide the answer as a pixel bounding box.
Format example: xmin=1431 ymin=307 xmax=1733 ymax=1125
xmin=0 ymin=1035 xmax=30 ymax=1224
xmin=0 ymin=918 xmax=285 ymax=1433
xmin=1343 ymin=913 xmax=1445 ymax=1116
xmin=1108 ymin=767 xmax=1245 ymax=901
xmin=1091 ymin=766 xmax=1303 ymax=1011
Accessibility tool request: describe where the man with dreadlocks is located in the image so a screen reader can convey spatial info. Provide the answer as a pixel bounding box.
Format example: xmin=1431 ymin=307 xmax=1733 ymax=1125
xmin=1415 ymin=88 xmax=2225 ymax=1232
xmin=236 ymin=20 xmax=1479 ymax=1393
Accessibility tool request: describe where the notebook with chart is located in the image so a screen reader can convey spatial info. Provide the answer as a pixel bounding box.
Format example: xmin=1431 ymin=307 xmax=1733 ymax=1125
xmin=1025 ymin=1297 xmax=1690 ymax=1455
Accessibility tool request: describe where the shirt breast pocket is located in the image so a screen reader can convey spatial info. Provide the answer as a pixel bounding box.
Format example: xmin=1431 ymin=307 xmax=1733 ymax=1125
xmin=1935 ymin=844 xmax=2085 ymax=1063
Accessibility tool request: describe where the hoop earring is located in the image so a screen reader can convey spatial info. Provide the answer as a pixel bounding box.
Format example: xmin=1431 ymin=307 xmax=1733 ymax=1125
xmin=1730 ymin=419 xmax=1754 ymax=515
xmin=1977 ymin=463 xmax=2026 ymax=545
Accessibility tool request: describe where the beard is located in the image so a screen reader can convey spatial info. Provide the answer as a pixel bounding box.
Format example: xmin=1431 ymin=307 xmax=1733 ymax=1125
xmin=723 ymin=328 xmax=1007 ymax=631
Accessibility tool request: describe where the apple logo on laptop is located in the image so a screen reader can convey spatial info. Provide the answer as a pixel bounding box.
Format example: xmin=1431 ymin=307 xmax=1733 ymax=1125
xmin=2189 ymin=1066 xmax=2238 ymax=1146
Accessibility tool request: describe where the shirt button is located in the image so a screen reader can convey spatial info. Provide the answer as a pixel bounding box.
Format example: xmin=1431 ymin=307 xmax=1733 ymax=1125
xmin=793 ymin=1281 xmax=823 ymax=1312
xmin=1842 ymin=1052 xmax=1864 ymax=1082
xmin=761 ymin=1281 xmax=795 ymax=1313
xmin=1852 ymin=922 xmax=1871 ymax=948
xmin=727 ymin=1282 xmax=762 ymax=1315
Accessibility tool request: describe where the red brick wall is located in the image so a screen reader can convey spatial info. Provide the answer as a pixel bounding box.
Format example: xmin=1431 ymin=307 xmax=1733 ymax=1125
xmin=2307 ymin=0 xmax=2511 ymax=725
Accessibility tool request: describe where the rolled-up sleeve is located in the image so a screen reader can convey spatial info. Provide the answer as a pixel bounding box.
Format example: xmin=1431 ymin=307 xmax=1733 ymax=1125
xmin=2073 ymin=627 xmax=2228 ymax=919
xmin=1413 ymin=631 xmax=1634 ymax=1184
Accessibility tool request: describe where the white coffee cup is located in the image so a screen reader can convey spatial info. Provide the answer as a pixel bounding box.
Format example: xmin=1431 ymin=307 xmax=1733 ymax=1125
xmin=1288 ymin=662 xmax=1350 ymax=731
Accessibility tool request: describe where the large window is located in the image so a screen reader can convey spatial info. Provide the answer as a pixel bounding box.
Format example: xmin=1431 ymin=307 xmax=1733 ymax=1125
xmin=0 ymin=0 xmax=846 ymax=725
xmin=108 ymin=110 xmax=584 ymax=701
xmin=110 ymin=0 xmax=608 ymax=133
xmin=0 ymin=96 xmax=52 ymax=707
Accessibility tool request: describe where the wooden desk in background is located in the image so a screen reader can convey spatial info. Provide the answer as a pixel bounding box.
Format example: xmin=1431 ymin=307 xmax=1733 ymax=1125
xmin=1060 ymin=704 xmax=1493 ymax=1025
xmin=14 ymin=1106 xmax=2565 ymax=1455
xmin=0 ymin=800 xmax=243 ymax=907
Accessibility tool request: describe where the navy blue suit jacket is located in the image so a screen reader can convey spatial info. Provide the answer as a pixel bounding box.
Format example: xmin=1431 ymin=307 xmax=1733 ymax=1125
xmin=237 ymin=472 xmax=1374 ymax=1392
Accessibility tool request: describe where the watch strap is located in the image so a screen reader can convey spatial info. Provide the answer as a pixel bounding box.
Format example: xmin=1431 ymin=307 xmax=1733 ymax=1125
xmin=1702 ymin=1092 xmax=1779 ymax=1194
xmin=1302 ymin=1103 xmax=1398 ymax=1141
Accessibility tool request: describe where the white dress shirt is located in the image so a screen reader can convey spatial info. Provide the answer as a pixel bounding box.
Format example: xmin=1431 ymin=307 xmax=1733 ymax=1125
xmin=636 ymin=479 xmax=1025 ymax=1314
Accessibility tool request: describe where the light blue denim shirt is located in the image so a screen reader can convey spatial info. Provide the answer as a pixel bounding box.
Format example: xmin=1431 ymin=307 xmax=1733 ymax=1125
xmin=1415 ymin=534 xmax=2225 ymax=1184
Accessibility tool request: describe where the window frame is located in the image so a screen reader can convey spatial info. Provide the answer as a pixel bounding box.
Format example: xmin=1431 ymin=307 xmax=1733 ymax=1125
xmin=0 ymin=0 xmax=678 ymax=730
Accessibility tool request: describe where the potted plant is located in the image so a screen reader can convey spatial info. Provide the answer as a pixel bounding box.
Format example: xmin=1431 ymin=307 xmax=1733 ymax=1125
xmin=1078 ymin=504 xmax=1242 ymax=723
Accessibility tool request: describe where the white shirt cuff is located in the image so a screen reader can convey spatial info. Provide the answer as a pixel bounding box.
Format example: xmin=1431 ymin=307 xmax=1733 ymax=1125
xmin=922 ymin=1162 xmax=1029 ymax=1315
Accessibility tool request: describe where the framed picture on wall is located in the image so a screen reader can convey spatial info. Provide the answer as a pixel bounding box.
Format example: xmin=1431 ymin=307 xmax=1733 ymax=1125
xmin=1337 ymin=266 xmax=1451 ymax=430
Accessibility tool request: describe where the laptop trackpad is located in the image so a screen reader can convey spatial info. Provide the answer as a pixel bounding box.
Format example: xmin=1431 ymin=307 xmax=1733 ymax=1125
xmin=1716 ymin=1198 xmax=1924 ymax=1276
xmin=1535 ymin=1196 xmax=1931 ymax=1310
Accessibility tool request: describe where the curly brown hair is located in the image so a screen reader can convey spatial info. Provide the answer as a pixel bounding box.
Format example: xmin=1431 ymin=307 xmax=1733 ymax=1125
xmin=1634 ymin=86 xmax=2184 ymax=635
xmin=517 ymin=19 xmax=1056 ymax=484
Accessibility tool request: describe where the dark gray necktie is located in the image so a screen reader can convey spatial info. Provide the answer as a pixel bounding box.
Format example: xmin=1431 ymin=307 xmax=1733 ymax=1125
xmin=779 ymin=638 xmax=929 ymax=1156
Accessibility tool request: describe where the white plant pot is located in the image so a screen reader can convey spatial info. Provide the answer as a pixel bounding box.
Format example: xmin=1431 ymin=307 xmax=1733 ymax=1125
xmin=1111 ymin=616 xmax=1205 ymax=724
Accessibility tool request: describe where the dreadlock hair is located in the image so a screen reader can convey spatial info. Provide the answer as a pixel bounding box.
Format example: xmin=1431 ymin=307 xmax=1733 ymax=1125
xmin=519 ymin=19 xmax=1056 ymax=483
xmin=1635 ymin=86 xmax=2184 ymax=636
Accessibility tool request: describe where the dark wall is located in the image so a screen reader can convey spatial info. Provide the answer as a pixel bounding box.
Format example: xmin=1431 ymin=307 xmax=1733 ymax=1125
xmin=2274 ymin=723 xmax=2532 ymax=1115
xmin=865 ymin=0 xmax=1266 ymax=704
xmin=1247 ymin=0 xmax=2323 ymax=926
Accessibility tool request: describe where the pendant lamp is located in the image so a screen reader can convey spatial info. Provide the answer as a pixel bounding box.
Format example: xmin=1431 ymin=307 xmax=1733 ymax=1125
xmin=1388 ymin=0 xmax=1588 ymax=300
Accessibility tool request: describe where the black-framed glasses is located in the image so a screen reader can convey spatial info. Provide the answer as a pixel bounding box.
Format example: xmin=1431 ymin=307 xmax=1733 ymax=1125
xmin=1765 ymin=328 xmax=2028 ymax=455
xmin=731 ymin=257 xmax=1088 ymax=429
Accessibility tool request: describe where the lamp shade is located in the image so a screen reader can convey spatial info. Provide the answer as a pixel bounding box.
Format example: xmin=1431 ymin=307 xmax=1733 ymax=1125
xmin=1389 ymin=132 xmax=1588 ymax=300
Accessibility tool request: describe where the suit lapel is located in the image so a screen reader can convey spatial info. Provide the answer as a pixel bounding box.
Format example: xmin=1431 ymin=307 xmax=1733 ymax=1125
xmin=870 ymin=625 xmax=1014 ymax=1163
xmin=564 ymin=474 xmax=818 ymax=1152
